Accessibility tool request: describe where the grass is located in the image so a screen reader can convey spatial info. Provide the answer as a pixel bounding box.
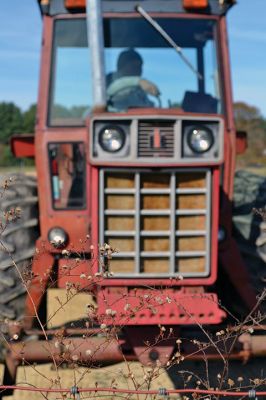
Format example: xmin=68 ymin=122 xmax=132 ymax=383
xmin=0 ymin=165 xmax=36 ymax=176
xmin=244 ymin=166 xmax=266 ymax=176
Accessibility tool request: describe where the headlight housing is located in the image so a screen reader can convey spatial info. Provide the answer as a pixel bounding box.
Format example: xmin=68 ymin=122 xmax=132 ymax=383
xmin=48 ymin=227 xmax=68 ymax=248
xmin=99 ymin=126 xmax=125 ymax=153
xmin=187 ymin=126 xmax=214 ymax=153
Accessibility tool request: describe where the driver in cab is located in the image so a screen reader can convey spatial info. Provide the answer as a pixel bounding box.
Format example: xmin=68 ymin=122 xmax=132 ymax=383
xmin=106 ymin=48 xmax=160 ymax=111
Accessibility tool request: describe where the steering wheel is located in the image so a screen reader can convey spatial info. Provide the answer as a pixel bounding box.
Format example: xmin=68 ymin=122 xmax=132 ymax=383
xmin=107 ymin=77 xmax=161 ymax=111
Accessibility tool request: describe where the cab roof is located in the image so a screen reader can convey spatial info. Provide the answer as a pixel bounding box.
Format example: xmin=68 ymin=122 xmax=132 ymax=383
xmin=38 ymin=0 xmax=235 ymax=17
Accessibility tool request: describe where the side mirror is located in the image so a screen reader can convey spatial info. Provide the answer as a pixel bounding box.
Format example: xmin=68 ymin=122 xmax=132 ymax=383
xmin=10 ymin=134 xmax=35 ymax=158
xmin=236 ymin=130 xmax=248 ymax=155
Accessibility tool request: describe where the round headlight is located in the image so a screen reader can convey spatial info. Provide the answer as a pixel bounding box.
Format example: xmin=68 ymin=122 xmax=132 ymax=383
xmin=99 ymin=126 xmax=125 ymax=153
xmin=48 ymin=227 xmax=68 ymax=248
xmin=187 ymin=126 xmax=214 ymax=153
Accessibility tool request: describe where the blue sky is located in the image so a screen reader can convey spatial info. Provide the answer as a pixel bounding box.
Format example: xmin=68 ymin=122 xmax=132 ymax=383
xmin=0 ymin=0 xmax=265 ymax=116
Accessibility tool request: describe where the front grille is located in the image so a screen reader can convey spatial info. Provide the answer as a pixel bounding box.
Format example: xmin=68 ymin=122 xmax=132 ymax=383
xmin=138 ymin=121 xmax=175 ymax=158
xmin=99 ymin=169 xmax=211 ymax=277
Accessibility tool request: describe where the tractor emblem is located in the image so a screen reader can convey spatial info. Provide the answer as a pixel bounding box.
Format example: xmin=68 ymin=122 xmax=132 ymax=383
xmin=150 ymin=127 xmax=166 ymax=149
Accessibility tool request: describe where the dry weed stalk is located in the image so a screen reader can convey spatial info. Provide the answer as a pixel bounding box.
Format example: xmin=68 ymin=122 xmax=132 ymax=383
xmin=0 ymin=179 xmax=265 ymax=399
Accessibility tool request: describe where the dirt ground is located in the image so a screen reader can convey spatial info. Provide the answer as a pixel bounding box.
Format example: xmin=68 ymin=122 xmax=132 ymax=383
xmin=0 ymin=290 xmax=177 ymax=400
xmin=1 ymin=361 xmax=177 ymax=400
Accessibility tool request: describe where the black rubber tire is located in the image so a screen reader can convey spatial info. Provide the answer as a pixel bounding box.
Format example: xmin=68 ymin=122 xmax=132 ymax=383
xmin=232 ymin=170 xmax=266 ymax=308
xmin=0 ymin=173 xmax=39 ymax=324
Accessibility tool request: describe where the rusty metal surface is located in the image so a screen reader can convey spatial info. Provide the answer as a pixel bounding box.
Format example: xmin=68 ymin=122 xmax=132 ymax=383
xmin=6 ymin=330 xmax=266 ymax=367
xmin=5 ymin=336 xmax=133 ymax=382
xmin=6 ymin=337 xmax=128 ymax=363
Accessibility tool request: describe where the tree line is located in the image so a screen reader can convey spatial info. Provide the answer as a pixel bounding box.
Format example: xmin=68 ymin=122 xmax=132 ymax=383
xmin=0 ymin=102 xmax=36 ymax=166
xmin=0 ymin=100 xmax=265 ymax=167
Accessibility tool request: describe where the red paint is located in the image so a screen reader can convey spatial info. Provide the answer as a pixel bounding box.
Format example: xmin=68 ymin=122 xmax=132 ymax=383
xmin=97 ymin=287 xmax=226 ymax=325
xmin=153 ymin=127 xmax=161 ymax=148
xmin=18 ymin=5 xmax=254 ymax=367
xmin=0 ymin=386 xmax=266 ymax=397
xmin=24 ymin=242 xmax=55 ymax=330
xmin=236 ymin=130 xmax=248 ymax=154
xmin=11 ymin=135 xmax=35 ymax=158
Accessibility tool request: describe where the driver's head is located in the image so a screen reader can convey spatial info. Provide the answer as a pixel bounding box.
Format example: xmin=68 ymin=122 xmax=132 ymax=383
xmin=117 ymin=49 xmax=143 ymax=77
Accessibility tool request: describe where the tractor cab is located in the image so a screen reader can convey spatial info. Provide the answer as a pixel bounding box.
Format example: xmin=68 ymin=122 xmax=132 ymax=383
xmin=49 ymin=9 xmax=222 ymax=126
xmin=29 ymin=0 xmax=242 ymax=306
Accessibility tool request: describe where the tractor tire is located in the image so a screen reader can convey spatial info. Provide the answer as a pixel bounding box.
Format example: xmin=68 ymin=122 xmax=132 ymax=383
xmin=0 ymin=173 xmax=39 ymax=327
xmin=232 ymin=170 xmax=266 ymax=306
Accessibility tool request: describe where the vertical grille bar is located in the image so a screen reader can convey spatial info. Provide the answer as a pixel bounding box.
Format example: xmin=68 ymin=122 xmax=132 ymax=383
xmin=170 ymin=172 xmax=176 ymax=274
xmin=99 ymin=169 xmax=105 ymax=271
xmin=205 ymin=170 xmax=212 ymax=276
xmin=135 ymin=172 xmax=140 ymax=274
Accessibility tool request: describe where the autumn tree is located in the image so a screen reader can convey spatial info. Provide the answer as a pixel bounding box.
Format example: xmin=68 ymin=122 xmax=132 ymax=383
xmin=22 ymin=104 xmax=37 ymax=133
xmin=234 ymin=101 xmax=266 ymax=167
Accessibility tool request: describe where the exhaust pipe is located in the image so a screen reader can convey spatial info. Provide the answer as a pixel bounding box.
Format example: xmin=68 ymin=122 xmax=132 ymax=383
xmin=86 ymin=0 xmax=106 ymax=111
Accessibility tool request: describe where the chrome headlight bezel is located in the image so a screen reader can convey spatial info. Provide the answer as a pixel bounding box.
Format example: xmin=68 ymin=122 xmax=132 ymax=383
xmin=99 ymin=125 xmax=126 ymax=153
xmin=182 ymin=120 xmax=221 ymax=161
xmin=48 ymin=227 xmax=68 ymax=248
xmin=187 ymin=126 xmax=214 ymax=154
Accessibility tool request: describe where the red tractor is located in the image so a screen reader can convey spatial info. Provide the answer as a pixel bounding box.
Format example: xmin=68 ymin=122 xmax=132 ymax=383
xmin=1 ymin=0 xmax=266 ymax=385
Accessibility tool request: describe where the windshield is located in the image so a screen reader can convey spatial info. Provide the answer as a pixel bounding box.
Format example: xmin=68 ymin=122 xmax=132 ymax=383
xmin=49 ymin=17 xmax=221 ymax=126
